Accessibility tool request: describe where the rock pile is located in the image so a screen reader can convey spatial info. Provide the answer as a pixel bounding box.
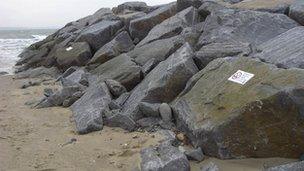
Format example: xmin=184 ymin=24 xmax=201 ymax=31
xmin=16 ymin=0 xmax=304 ymax=169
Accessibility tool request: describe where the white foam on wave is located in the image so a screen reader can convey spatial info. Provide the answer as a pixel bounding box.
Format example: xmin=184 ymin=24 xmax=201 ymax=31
xmin=0 ymin=35 xmax=47 ymax=74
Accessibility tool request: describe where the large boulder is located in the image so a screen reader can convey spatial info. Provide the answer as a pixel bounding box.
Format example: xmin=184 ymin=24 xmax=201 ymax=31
xmin=92 ymin=54 xmax=142 ymax=91
xmin=88 ymin=31 xmax=134 ymax=65
xmin=75 ymin=20 xmax=124 ymax=51
xmin=197 ymin=9 xmax=299 ymax=50
xmin=55 ymin=42 xmax=92 ymax=70
xmin=113 ymin=1 xmax=150 ymax=14
xmin=140 ymin=143 xmax=190 ymax=171
xmin=14 ymin=66 xmax=60 ymax=79
xmin=71 ymin=83 xmax=112 ymax=134
xmin=128 ymin=36 xmax=184 ymax=66
xmin=289 ymin=0 xmax=304 ymax=25
xmin=137 ymin=7 xmax=199 ymax=47
xmin=121 ymin=43 xmax=198 ymax=121
xmin=173 ymin=57 xmax=304 ymax=159
xmin=129 ymin=2 xmax=177 ymax=42
xmin=177 ymin=0 xmax=203 ymax=12
xmin=255 ymin=26 xmax=304 ymax=69
xmin=265 ymin=161 xmax=304 ymax=171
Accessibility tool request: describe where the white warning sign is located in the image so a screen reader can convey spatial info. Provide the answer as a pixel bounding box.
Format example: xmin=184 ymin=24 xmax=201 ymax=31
xmin=228 ymin=70 xmax=254 ymax=85
xmin=66 ymin=47 xmax=73 ymax=51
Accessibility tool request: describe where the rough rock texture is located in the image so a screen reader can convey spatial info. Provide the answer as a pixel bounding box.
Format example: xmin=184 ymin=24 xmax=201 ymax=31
xmin=173 ymin=57 xmax=304 ymax=159
xmin=61 ymin=68 xmax=89 ymax=87
xmin=121 ymin=43 xmax=198 ymax=121
xmin=159 ymin=103 xmax=173 ymax=122
xmin=255 ymin=26 xmax=304 ymax=69
xmin=177 ymin=0 xmax=203 ymax=12
xmin=93 ymin=54 xmax=142 ymax=91
xmin=289 ymin=0 xmax=304 ymax=25
xmin=113 ymin=1 xmax=150 ymax=14
xmin=55 ymin=42 xmax=92 ymax=70
xmin=71 ymin=83 xmax=112 ymax=134
xmin=139 ymin=102 xmax=161 ymax=117
xmin=88 ymin=31 xmax=134 ymax=65
xmin=265 ymin=161 xmax=304 ymax=171
xmin=14 ymin=67 xmax=60 ymax=79
xmin=105 ymin=79 xmax=127 ymax=98
xmin=137 ymin=7 xmax=198 ymax=47
xmin=129 ymin=2 xmax=177 ymax=42
xmin=141 ymin=143 xmax=190 ymax=171
xmin=197 ymin=8 xmax=299 ymax=50
xmin=75 ymin=20 xmax=124 ymax=51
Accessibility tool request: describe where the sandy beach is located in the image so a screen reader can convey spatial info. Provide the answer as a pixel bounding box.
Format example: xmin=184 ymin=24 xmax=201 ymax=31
xmin=0 ymin=75 xmax=297 ymax=171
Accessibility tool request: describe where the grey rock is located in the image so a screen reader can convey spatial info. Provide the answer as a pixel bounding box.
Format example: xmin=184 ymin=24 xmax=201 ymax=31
xmin=255 ymin=26 xmax=304 ymax=69
xmin=109 ymin=92 xmax=130 ymax=110
xmin=184 ymin=147 xmax=205 ymax=162
xmin=197 ymin=9 xmax=299 ymax=50
xmin=136 ymin=117 xmax=161 ymax=131
xmin=121 ymin=43 xmax=198 ymax=121
xmin=198 ymin=1 xmax=226 ymax=20
xmin=200 ymin=162 xmax=219 ymax=171
xmin=139 ymin=102 xmax=161 ymax=117
xmin=105 ymin=79 xmax=127 ymax=98
xmin=0 ymin=71 xmax=9 ymax=76
xmin=137 ymin=7 xmax=198 ymax=47
xmin=173 ymin=57 xmax=304 ymax=159
xmin=61 ymin=68 xmax=89 ymax=87
xmin=62 ymin=91 xmax=84 ymax=107
xmin=14 ymin=67 xmax=60 ymax=79
xmin=20 ymin=79 xmax=42 ymax=89
xmin=16 ymin=47 xmax=49 ymax=68
xmin=140 ymin=143 xmax=190 ymax=171
xmin=128 ymin=36 xmax=184 ymax=66
xmin=159 ymin=129 xmax=179 ymax=146
xmin=71 ymin=83 xmax=112 ymax=134
xmin=289 ymin=0 xmax=304 ymax=26
xmin=104 ymin=109 xmax=137 ymax=131
xmin=177 ymin=0 xmax=203 ymax=12
xmin=129 ymin=2 xmax=177 ymax=42
xmin=44 ymin=88 xmax=54 ymax=97
xmin=93 ymin=54 xmax=142 ymax=91
xmin=141 ymin=58 xmax=157 ymax=76
xmin=75 ymin=20 xmax=124 ymax=51
xmin=223 ymin=0 xmax=243 ymax=4
xmin=61 ymin=66 xmax=78 ymax=78
xmin=88 ymin=31 xmax=134 ymax=65
xmin=159 ymin=103 xmax=172 ymax=122
xmin=195 ymin=42 xmax=251 ymax=69
xmin=55 ymin=42 xmax=92 ymax=70
xmin=113 ymin=2 xmax=149 ymax=14
xmin=265 ymin=161 xmax=304 ymax=171
xmin=36 ymin=86 xmax=82 ymax=108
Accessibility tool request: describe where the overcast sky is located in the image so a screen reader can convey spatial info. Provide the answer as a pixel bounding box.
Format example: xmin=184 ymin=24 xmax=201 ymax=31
xmin=0 ymin=0 xmax=174 ymax=28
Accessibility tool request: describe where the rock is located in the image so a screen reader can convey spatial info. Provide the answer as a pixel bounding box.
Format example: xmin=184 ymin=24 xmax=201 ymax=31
xmin=88 ymin=31 xmax=135 ymax=65
xmin=265 ymin=161 xmax=304 ymax=171
xmin=255 ymin=27 xmax=304 ymax=69
xmin=197 ymin=8 xmax=299 ymax=50
xmin=0 ymin=71 xmax=8 ymax=76
xmin=61 ymin=68 xmax=89 ymax=87
xmin=20 ymin=79 xmax=42 ymax=89
xmin=44 ymin=88 xmax=54 ymax=97
xmin=159 ymin=103 xmax=172 ymax=122
xmin=104 ymin=109 xmax=137 ymax=131
xmin=55 ymin=42 xmax=92 ymax=70
xmin=198 ymin=1 xmax=226 ymax=20
xmin=200 ymin=162 xmax=219 ymax=171
xmin=176 ymin=133 xmax=186 ymax=142
xmin=137 ymin=7 xmax=198 ymax=47
xmin=62 ymin=91 xmax=84 ymax=107
xmin=159 ymin=129 xmax=179 ymax=146
xmin=139 ymin=102 xmax=161 ymax=117
xmin=105 ymin=79 xmax=127 ymax=98
xmin=113 ymin=2 xmax=149 ymax=14
xmin=224 ymin=0 xmax=243 ymax=4
xmin=128 ymin=36 xmax=184 ymax=66
xmin=36 ymin=86 xmax=82 ymax=108
xmin=16 ymin=47 xmax=49 ymax=67
xmin=195 ymin=42 xmax=251 ymax=69
xmin=136 ymin=117 xmax=161 ymax=131
xmin=141 ymin=58 xmax=157 ymax=76
xmin=71 ymin=83 xmax=112 ymax=134
xmin=75 ymin=20 xmax=124 ymax=51
xmin=61 ymin=66 xmax=78 ymax=78
xmin=289 ymin=0 xmax=304 ymax=25
xmin=93 ymin=54 xmax=142 ymax=91
xmin=173 ymin=57 xmax=304 ymax=159
xmin=14 ymin=67 xmax=60 ymax=79
xmin=117 ymin=12 xmax=147 ymax=29
xmin=140 ymin=143 xmax=190 ymax=171
xmin=177 ymin=0 xmax=203 ymax=12
xmin=184 ymin=147 xmax=205 ymax=162
xmin=109 ymin=92 xmax=130 ymax=110
xmin=129 ymin=2 xmax=177 ymax=42
xmin=232 ymin=1 xmax=291 ymax=14
xmin=121 ymin=43 xmax=198 ymax=121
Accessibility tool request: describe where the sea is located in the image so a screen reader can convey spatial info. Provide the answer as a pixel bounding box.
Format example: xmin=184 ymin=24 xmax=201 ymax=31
xmin=0 ymin=28 xmax=56 ymax=74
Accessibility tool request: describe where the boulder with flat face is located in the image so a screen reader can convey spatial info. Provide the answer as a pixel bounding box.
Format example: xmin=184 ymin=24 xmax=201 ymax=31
xmin=93 ymin=54 xmax=142 ymax=91
xmin=75 ymin=20 xmax=124 ymax=51
xmin=197 ymin=9 xmax=299 ymax=50
xmin=71 ymin=83 xmax=112 ymax=134
xmin=113 ymin=1 xmax=150 ymax=14
xmin=129 ymin=2 xmax=177 ymax=42
xmin=88 ymin=31 xmax=134 ymax=65
xmin=173 ymin=57 xmax=304 ymax=159
xmin=121 ymin=43 xmax=198 ymax=121
xmin=55 ymin=42 xmax=92 ymax=70
xmin=255 ymin=26 xmax=304 ymax=69
xmin=289 ymin=0 xmax=304 ymax=25
xmin=137 ymin=7 xmax=199 ymax=47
